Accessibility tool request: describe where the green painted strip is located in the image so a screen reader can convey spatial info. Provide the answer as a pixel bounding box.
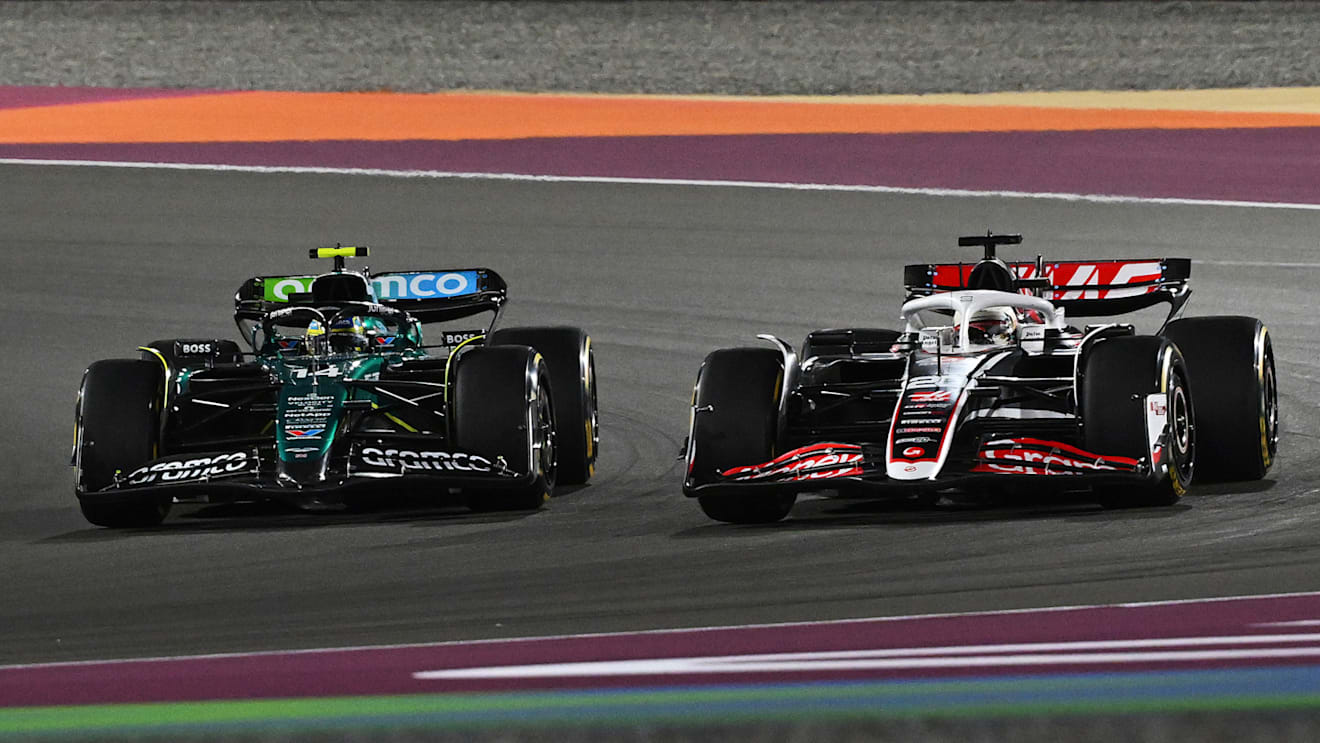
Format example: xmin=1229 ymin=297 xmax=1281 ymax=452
xmin=5 ymin=672 xmax=1320 ymax=738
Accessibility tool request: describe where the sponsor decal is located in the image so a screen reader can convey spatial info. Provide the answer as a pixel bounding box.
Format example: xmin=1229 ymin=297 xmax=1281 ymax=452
xmin=899 ymin=417 xmax=945 ymax=425
xmin=894 ymin=436 xmax=936 ymax=445
xmin=909 ymin=390 xmax=954 ymax=404
xmin=263 ymin=271 xmax=481 ymax=302
xmin=373 ymin=272 xmax=480 ymax=300
xmin=124 ymin=451 xmax=252 ymax=486
xmin=971 ymin=437 xmax=1140 ymax=475
xmin=357 ymin=447 xmax=495 ymax=474
xmin=278 ymin=339 xmax=302 ymax=351
xmin=437 ymin=330 xmax=482 ymax=347
xmin=374 ymin=335 xmax=398 ymax=347
xmin=895 ymin=427 xmax=943 ymax=434
xmin=265 ymin=276 xmax=313 ymax=301
xmin=902 ymin=446 xmax=924 ymax=457
xmin=721 ymin=443 xmax=866 ymax=483
xmin=930 ymin=260 xmax=1164 ymax=301
xmin=283 ymin=392 xmax=335 ymax=435
xmin=174 ymin=341 xmax=214 ymax=356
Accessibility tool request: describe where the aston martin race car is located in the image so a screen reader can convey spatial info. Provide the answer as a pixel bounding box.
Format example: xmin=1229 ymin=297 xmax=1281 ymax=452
xmin=683 ymin=232 xmax=1278 ymax=523
xmin=72 ymin=246 xmax=598 ymax=527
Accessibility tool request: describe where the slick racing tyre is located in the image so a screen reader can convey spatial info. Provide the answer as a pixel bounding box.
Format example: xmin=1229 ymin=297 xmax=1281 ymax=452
xmin=453 ymin=346 xmax=555 ymax=512
xmin=490 ymin=326 xmax=597 ymax=485
xmin=685 ymin=347 xmax=796 ymax=524
xmin=1162 ymin=316 xmax=1277 ymax=481
xmin=74 ymin=359 xmax=172 ymax=528
xmin=1083 ymin=336 xmax=1194 ymax=508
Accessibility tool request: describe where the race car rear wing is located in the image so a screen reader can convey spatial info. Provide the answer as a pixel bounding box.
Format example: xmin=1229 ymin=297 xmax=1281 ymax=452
xmin=903 ymin=257 xmax=1191 ymax=318
xmin=233 ymin=268 xmax=509 ymax=325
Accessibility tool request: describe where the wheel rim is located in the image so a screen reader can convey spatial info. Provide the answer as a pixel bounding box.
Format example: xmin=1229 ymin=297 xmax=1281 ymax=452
xmin=1170 ymin=371 xmax=1195 ymax=482
xmin=587 ymin=352 xmax=599 ymax=461
xmin=534 ymin=381 xmax=556 ymax=485
xmin=1171 ymin=383 xmax=1191 ymax=456
xmin=1263 ymin=343 xmax=1279 ymax=457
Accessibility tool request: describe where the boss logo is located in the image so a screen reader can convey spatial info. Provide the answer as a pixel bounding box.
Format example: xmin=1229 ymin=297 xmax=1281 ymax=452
xmin=440 ymin=330 xmax=482 ymax=346
xmin=175 ymin=341 xmax=215 ymax=356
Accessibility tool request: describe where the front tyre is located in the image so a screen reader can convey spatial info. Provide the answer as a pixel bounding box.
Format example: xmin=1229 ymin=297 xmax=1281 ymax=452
xmin=489 ymin=326 xmax=597 ymax=485
xmin=452 ymin=346 xmax=555 ymax=512
xmin=685 ymin=348 xmax=795 ymax=524
xmin=74 ymin=359 xmax=171 ymax=528
xmin=1083 ymin=336 xmax=1193 ymax=508
xmin=1162 ymin=316 xmax=1277 ymax=481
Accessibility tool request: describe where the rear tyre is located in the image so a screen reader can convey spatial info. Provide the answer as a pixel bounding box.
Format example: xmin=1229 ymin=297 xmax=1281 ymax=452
xmin=75 ymin=359 xmax=171 ymax=528
xmin=685 ymin=348 xmax=795 ymax=524
xmin=452 ymin=346 xmax=555 ymax=512
xmin=1083 ymin=336 xmax=1193 ymax=509
xmin=1162 ymin=316 xmax=1277 ymax=481
xmin=489 ymin=326 xmax=597 ymax=485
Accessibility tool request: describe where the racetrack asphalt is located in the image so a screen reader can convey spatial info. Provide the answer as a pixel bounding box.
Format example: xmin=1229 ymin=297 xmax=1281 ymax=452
xmin=2 ymin=161 xmax=1318 ymax=672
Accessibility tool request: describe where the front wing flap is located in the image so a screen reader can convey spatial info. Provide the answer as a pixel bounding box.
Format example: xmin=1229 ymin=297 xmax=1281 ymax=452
xmin=82 ymin=444 xmax=527 ymax=499
xmin=702 ymin=435 xmax=1154 ymax=492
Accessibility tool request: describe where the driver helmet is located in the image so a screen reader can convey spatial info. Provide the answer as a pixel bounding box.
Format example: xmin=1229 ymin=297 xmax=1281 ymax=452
xmin=963 ymin=307 xmax=1017 ymax=347
xmin=303 ymin=319 xmax=328 ymax=355
xmin=329 ymin=315 xmax=389 ymax=353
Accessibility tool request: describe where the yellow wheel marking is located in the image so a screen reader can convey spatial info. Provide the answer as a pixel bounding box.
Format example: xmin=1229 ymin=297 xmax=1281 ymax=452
xmin=442 ymin=333 xmax=487 ymax=410
xmin=1257 ymin=326 xmax=1272 ymax=469
xmin=138 ymin=345 xmax=172 ymax=412
xmin=1162 ymin=345 xmax=1187 ymax=496
xmin=583 ymin=336 xmax=595 ymax=460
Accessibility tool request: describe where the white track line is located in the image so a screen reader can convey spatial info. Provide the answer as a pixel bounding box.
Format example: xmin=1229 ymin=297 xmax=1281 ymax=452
xmin=4 ymin=590 xmax=1320 ymax=672
xmin=416 ymin=646 xmax=1320 ymax=680
xmin=2 ymin=157 xmax=1320 ymax=211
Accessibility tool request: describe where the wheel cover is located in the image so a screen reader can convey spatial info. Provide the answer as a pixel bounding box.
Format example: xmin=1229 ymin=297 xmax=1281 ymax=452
xmin=534 ymin=382 xmax=556 ymax=484
xmin=1171 ymin=383 xmax=1191 ymax=456
xmin=1169 ymin=371 xmax=1195 ymax=485
xmin=1262 ymin=342 xmax=1279 ymax=459
xmin=586 ymin=352 xmax=599 ymax=461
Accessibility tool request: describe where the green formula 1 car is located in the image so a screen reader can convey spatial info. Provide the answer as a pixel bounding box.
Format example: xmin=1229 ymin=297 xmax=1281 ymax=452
xmin=72 ymin=246 xmax=597 ymax=527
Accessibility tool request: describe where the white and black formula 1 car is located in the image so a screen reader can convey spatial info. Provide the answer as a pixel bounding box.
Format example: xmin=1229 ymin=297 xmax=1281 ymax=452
xmin=683 ymin=232 xmax=1278 ymax=524
xmin=72 ymin=246 xmax=598 ymax=527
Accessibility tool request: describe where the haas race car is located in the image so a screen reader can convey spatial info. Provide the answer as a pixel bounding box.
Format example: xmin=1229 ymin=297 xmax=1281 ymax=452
xmin=683 ymin=232 xmax=1278 ymax=524
xmin=72 ymin=246 xmax=598 ymax=527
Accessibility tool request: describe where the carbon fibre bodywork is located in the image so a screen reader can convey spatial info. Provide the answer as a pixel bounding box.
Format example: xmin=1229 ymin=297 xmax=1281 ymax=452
xmin=683 ymin=234 xmax=1199 ymax=500
xmin=73 ymin=249 xmax=545 ymax=509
